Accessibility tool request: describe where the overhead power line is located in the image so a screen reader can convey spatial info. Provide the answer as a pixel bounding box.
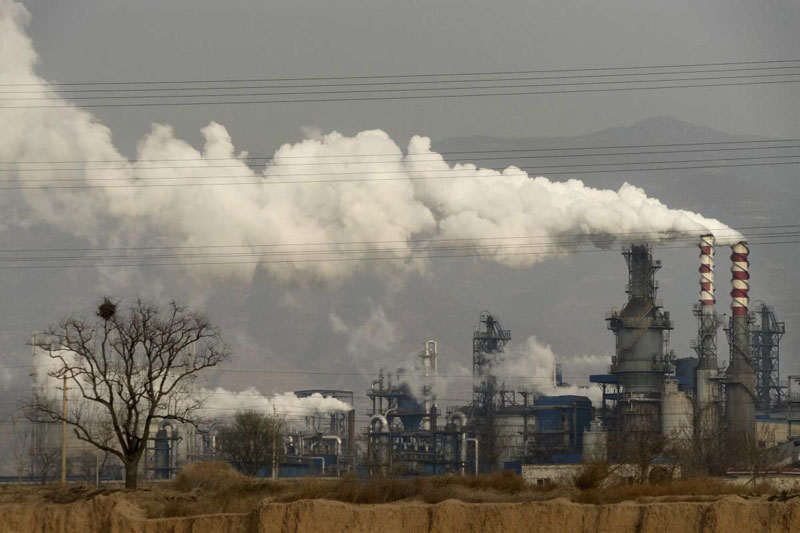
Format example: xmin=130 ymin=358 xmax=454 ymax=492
xmin=4 ymin=143 xmax=800 ymax=172
xmin=5 ymin=65 xmax=800 ymax=96
xmin=4 ymin=79 xmax=800 ymax=109
xmin=3 ymin=58 xmax=798 ymax=86
xmin=1 ymin=160 xmax=799 ymax=190
xmin=5 ymin=72 xmax=800 ymax=102
xmin=4 ymin=138 xmax=798 ymax=166
xmin=0 ymin=239 xmax=797 ymax=271
xmin=0 ymin=229 xmax=796 ymax=264
xmin=6 ymin=153 xmax=799 ymax=183
xmin=0 ymin=224 xmax=791 ymax=254
xmin=0 ymin=235 xmax=785 ymax=263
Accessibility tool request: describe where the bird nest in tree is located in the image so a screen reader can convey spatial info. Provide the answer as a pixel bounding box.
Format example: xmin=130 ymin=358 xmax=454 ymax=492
xmin=97 ymin=299 xmax=117 ymax=321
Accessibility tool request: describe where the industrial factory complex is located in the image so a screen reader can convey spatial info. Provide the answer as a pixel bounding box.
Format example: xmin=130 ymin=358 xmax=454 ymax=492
xmin=27 ymin=237 xmax=800 ymax=481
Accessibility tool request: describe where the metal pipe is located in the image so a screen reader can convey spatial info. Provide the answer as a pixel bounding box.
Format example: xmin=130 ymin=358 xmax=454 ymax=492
xmin=369 ymin=414 xmax=389 ymax=432
xmin=309 ymin=456 xmax=326 ymax=475
xmin=466 ymin=437 xmax=479 ymax=475
xmin=320 ymin=435 xmax=342 ymax=456
xmin=447 ymin=411 xmax=469 ymax=475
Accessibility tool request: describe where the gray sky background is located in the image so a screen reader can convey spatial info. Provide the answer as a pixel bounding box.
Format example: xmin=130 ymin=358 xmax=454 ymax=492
xmin=1 ymin=0 xmax=799 ymax=466
xmin=20 ymin=0 xmax=800 ymax=154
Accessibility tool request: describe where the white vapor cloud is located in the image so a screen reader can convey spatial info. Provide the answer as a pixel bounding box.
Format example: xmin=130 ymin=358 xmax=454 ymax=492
xmin=505 ymin=336 xmax=603 ymax=405
xmin=198 ymin=388 xmax=352 ymax=418
xmin=0 ymin=0 xmax=743 ymax=293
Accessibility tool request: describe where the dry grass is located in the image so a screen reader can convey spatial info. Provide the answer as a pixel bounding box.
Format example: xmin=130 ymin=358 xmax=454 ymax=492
xmin=575 ymin=477 xmax=773 ymax=505
xmin=161 ymin=467 xmax=776 ymax=513
xmin=157 ymin=461 xmax=278 ymax=516
xmin=172 ymin=460 xmax=252 ymax=493
xmin=1 ymin=462 xmax=784 ymax=519
xmin=274 ymin=471 xmax=534 ymax=505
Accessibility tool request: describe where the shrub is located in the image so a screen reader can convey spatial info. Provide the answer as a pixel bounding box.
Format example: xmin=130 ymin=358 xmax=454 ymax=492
xmin=575 ymin=477 xmax=773 ymax=505
xmin=572 ymin=461 xmax=611 ymax=490
xmin=172 ymin=460 xmax=249 ymax=493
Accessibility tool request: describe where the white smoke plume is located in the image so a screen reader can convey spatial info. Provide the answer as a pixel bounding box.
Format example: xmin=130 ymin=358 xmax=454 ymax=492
xmin=329 ymin=305 xmax=400 ymax=366
xmin=505 ymin=336 xmax=604 ymax=406
xmin=198 ymin=388 xmax=352 ymax=419
xmin=0 ymin=0 xmax=743 ymax=291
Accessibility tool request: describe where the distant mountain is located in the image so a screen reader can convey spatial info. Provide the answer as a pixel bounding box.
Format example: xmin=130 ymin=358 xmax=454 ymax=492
xmin=433 ymin=116 xmax=761 ymax=154
xmin=432 ymin=116 xmax=797 ymax=224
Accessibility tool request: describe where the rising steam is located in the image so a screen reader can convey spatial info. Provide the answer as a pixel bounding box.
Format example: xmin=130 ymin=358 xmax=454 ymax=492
xmin=505 ymin=336 xmax=604 ymax=405
xmin=0 ymin=0 xmax=742 ymax=290
xmin=197 ymin=388 xmax=352 ymax=419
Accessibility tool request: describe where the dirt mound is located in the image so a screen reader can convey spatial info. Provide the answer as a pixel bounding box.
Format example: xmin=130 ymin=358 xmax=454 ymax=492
xmin=1 ymin=493 xmax=799 ymax=532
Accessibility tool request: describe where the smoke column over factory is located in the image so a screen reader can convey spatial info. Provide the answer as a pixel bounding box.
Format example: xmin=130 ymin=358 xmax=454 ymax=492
xmin=0 ymin=0 xmax=742 ymax=291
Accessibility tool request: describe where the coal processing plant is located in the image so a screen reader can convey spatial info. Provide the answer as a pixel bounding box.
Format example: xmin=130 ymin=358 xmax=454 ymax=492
xmin=30 ymin=237 xmax=798 ymax=481
xmin=362 ymin=236 xmax=799 ymax=477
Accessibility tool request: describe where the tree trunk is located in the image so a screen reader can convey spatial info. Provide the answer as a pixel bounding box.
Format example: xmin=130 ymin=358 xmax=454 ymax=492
xmin=124 ymin=460 xmax=138 ymax=489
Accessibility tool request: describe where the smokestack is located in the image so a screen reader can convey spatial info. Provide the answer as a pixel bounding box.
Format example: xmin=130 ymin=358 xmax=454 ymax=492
xmin=699 ymin=234 xmax=715 ymax=313
xmin=696 ymin=234 xmax=719 ymax=369
xmin=694 ymin=235 xmax=721 ymax=439
xmin=730 ymin=242 xmax=750 ymax=319
xmin=725 ymin=241 xmax=756 ymax=448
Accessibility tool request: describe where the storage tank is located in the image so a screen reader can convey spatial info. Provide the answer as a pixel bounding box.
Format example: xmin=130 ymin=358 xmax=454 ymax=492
xmin=582 ymin=418 xmax=608 ymax=462
xmin=661 ymin=379 xmax=693 ymax=441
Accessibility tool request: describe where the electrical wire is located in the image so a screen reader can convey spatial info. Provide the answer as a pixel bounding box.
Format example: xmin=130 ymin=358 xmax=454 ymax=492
xmin=3 ymin=58 xmax=798 ymax=86
xmin=6 ymin=153 xmax=800 ymax=183
xmin=1 ymin=231 xmax=796 ymax=264
xmin=4 ymin=143 xmax=800 ymax=172
xmin=0 ymin=238 xmax=797 ymax=271
xmin=4 ymin=78 xmax=800 ymax=109
xmin=6 ymin=65 xmax=800 ymax=96
xmin=0 ymin=223 xmax=788 ymax=254
xmin=4 ymin=137 xmax=800 ymax=166
xmin=6 ymin=72 xmax=800 ymax=103
xmin=1 ymin=159 xmax=798 ymax=190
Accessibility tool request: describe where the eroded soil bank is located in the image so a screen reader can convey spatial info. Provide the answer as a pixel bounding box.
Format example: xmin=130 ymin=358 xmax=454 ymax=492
xmin=1 ymin=493 xmax=799 ymax=533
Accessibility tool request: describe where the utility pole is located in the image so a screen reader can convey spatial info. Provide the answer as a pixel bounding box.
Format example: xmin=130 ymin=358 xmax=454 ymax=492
xmin=271 ymin=406 xmax=278 ymax=480
xmin=60 ymin=375 xmax=67 ymax=484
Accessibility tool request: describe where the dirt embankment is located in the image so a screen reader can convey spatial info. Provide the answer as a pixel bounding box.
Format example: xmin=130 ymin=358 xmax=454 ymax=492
xmin=1 ymin=494 xmax=799 ymax=533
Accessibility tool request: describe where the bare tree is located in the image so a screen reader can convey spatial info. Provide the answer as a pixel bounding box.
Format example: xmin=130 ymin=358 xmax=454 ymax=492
xmin=217 ymin=410 xmax=284 ymax=477
xmin=613 ymin=424 xmax=666 ymax=484
xmin=31 ymin=441 xmax=60 ymax=484
xmin=27 ymin=298 xmax=229 ymax=489
xmin=10 ymin=415 xmax=33 ymax=482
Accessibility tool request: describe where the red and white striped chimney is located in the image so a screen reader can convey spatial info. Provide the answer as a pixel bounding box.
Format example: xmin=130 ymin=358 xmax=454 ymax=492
xmin=730 ymin=241 xmax=750 ymax=317
xmin=699 ymin=234 xmax=715 ymax=313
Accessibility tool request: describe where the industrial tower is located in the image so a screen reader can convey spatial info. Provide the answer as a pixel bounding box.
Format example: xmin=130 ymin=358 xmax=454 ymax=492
xmin=607 ymin=244 xmax=674 ymax=434
xmin=750 ymin=302 xmax=785 ymax=411
xmin=472 ymin=311 xmax=511 ymax=410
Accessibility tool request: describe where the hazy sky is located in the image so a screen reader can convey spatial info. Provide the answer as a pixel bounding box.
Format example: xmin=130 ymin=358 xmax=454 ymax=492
xmin=1 ymin=0 xmax=798 ymax=455
xmin=19 ymin=0 xmax=800 ymax=154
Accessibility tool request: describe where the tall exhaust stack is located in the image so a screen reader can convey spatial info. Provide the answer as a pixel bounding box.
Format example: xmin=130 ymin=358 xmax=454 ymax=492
xmin=725 ymin=241 xmax=756 ymax=446
xmin=693 ymin=235 xmax=721 ymax=436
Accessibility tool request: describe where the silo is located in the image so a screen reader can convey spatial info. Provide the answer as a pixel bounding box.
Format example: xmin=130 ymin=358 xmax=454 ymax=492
xmin=582 ymin=418 xmax=608 ymax=462
xmin=662 ymin=379 xmax=693 ymax=442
